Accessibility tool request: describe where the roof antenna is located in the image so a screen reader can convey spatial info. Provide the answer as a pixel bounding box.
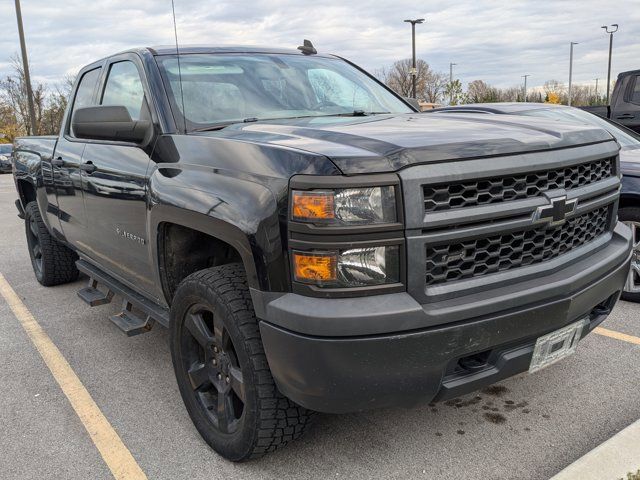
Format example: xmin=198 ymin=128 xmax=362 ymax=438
xmin=297 ymin=39 xmax=317 ymax=55
xmin=171 ymin=0 xmax=187 ymax=134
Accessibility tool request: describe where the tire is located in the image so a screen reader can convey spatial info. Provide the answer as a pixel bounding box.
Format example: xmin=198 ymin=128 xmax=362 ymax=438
xmin=170 ymin=263 xmax=314 ymax=461
xmin=24 ymin=201 xmax=79 ymax=286
xmin=619 ymin=207 xmax=640 ymax=303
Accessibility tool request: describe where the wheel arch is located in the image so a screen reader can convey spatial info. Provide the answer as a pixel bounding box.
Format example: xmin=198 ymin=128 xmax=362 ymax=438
xmin=150 ymin=204 xmax=263 ymax=306
xmin=16 ymin=177 xmax=37 ymax=207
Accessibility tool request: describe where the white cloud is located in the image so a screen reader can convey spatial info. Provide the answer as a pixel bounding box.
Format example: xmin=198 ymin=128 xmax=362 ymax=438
xmin=0 ymin=0 xmax=638 ymax=90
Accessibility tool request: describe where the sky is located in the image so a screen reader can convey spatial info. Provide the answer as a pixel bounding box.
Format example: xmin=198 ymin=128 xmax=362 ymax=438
xmin=0 ymin=0 xmax=638 ymax=92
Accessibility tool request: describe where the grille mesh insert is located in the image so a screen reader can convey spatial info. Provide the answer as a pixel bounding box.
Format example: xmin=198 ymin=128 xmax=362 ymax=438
xmin=425 ymin=206 xmax=609 ymax=286
xmin=423 ymin=157 xmax=614 ymax=212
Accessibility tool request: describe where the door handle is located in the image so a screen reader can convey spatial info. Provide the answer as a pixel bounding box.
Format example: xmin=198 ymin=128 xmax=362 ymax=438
xmin=80 ymin=162 xmax=97 ymax=173
xmin=51 ymin=157 xmax=64 ymax=167
xmin=616 ymin=113 xmax=635 ymax=119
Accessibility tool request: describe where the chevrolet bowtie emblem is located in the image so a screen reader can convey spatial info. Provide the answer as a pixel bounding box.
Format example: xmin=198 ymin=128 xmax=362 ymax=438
xmin=533 ymin=195 xmax=577 ymax=228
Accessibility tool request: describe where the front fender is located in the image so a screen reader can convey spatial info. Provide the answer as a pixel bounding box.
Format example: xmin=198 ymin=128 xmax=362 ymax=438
xmin=147 ymin=164 xmax=287 ymax=297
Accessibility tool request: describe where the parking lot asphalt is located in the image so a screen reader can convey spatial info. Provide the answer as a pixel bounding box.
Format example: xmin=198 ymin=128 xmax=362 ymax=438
xmin=0 ymin=173 xmax=639 ymax=480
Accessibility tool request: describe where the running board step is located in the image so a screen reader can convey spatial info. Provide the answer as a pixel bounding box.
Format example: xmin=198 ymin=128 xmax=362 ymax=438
xmin=110 ymin=300 xmax=155 ymax=337
xmin=75 ymin=259 xmax=169 ymax=329
xmin=77 ymin=278 xmax=114 ymax=306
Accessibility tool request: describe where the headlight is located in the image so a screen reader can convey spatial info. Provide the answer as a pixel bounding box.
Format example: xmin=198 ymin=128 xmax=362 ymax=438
xmin=291 ymin=186 xmax=397 ymax=225
xmin=0 ymin=155 xmax=7 ymax=161
xmin=293 ymin=245 xmax=400 ymax=287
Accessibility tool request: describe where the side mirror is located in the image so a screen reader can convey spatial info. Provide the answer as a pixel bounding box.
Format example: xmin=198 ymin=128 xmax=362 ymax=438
xmin=72 ymin=106 xmax=150 ymax=143
xmin=403 ymin=97 xmax=421 ymax=111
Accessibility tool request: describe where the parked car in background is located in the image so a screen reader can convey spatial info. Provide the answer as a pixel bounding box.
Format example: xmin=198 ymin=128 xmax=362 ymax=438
xmin=580 ymin=69 xmax=640 ymax=134
xmin=0 ymin=144 xmax=13 ymax=173
xmin=432 ymin=103 xmax=640 ymax=301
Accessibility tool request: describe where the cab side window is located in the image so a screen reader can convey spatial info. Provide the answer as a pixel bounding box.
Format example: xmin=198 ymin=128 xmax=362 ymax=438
xmin=69 ymin=67 xmax=101 ymax=136
xmin=631 ymin=75 xmax=640 ymax=104
xmin=101 ymin=61 xmax=147 ymax=120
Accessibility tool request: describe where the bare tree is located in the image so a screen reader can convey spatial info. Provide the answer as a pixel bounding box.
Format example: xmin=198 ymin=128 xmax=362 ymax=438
xmin=0 ymin=55 xmax=47 ymax=135
xmin=0 ymin=56 xmax=76 ymax=137
xmin=39 ymin=74 xmax=75 ymax=135
xmin=379 ymin=59 xmax=447 ymax=103
xmin=467 ymin=80 xmax=499 ymax=103
xmin=423 ymin=70 xmax=448 ymax=104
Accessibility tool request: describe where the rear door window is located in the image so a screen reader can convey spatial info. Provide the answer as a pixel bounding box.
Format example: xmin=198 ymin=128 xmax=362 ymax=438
xmin=631 ymin=75 xmax=640 ymax=104
xmin=69 ymin=67 xmax=101 ymax=136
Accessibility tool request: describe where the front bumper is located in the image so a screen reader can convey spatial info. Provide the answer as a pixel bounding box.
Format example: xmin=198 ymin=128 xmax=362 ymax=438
xmin=258 ymin=223 xmax=632 ymax=413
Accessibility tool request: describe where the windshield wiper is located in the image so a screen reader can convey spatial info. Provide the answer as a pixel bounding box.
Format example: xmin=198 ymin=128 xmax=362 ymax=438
xmin=192 ymin=112 xmax=393 ymax=132
xmin=193 ymin=117 xmax=260 ymax=132
xmin=322 ymin=110 xmax=392 ymax=117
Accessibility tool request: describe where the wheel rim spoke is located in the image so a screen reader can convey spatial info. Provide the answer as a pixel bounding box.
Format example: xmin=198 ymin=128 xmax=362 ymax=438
xmin=32 ymin=244 xmax=41 ymax=259
xmin=228 ymin=365 xmax=245 ymax=402
xmin=182 ymin=304 xmax=244 ymax=434
xmin=29 ymin=218 xmax=38 ymax=237
xmin=188 ymin=362 xmax=212 ymax=392
xmin=628 ymin=261 xmax=640 ymax=293
xmin=623 ymin=221 xmax=640 ymax=293
xmin=216 ymin=391 xmax=234 ymax=433
xmin=184 ymin=312 xmax=214 ymax=348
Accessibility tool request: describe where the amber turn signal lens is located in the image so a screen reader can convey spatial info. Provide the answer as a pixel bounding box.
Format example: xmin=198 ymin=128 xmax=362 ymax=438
xmin=292 ymin=191 xmax=335 ymax=221
xmin=292 ymin=251 xmax=337 ymax=283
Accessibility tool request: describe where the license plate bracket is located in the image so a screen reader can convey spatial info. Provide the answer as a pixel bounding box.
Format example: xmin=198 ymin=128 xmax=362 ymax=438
xmin=529 ymin=318 xmax=589 ymax=373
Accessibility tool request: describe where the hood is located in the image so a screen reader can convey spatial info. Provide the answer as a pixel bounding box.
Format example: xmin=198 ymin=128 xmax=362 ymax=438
xmin=211 ymin=113 xmax=616 ymax=174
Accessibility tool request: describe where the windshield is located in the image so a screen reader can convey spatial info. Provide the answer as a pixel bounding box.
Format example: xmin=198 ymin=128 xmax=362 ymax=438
xmin=518 ymin=108 xmax=640 ymax=148
xmin=155 ymin=53 xmax=411 ymax=130
xmin=0 ymin=144 xmax=12 ymax=154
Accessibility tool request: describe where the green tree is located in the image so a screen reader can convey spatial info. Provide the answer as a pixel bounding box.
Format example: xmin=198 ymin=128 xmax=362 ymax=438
xmin=444 ymin=79 xmax=466 ymax=105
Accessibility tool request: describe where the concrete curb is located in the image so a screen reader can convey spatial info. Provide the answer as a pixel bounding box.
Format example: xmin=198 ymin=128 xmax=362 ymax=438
xmin=550 ymin=419 xmax=640 ymax=480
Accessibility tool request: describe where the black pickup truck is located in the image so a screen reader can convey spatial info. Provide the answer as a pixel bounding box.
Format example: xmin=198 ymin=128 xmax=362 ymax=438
xmin=582 ymin=69 xmax=640 ymax=134
xmin=12 ymin=45 xmax=632 ymax=461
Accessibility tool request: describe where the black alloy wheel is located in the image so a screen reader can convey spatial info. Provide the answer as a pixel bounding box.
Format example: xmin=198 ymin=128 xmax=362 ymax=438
xmin=180 ymin=303 xmax=246 ymax=434
xmin=170 ymin=264 xmax=314 ymax=461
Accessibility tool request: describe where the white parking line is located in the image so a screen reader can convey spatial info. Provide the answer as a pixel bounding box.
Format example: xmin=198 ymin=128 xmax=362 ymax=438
xmin=0 ymin=273 xmax=147 ymax=480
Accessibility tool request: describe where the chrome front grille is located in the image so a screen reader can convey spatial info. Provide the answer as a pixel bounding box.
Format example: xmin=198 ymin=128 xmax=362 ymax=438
xmin=423 ymin=156 xmax=615 ymax=212
xmin=425 ymin=205 xmax=609 ymax=286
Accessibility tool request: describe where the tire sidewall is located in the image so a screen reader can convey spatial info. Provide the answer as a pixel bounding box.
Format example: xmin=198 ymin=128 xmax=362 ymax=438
xmin=170 ymin=278 xmax=259 ymax=461
xmin=24 ymin=203 xmax=45 ymax=283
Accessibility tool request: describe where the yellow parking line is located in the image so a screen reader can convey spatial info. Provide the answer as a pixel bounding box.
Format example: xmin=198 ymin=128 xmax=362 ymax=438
xmin=594 ymin=326 xmax=640 ymax=346
xmin=0 ymin=274 xmax=147 ymax=480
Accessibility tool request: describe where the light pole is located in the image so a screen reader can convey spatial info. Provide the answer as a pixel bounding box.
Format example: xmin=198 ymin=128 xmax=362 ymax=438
xmin=594 ymin=78 xmax=599 ymax=103
xmin=13 ymin=0 xmax=37 ymax=136
xmin=449 ymin=62 xmax=457 ymax=104
xmin=404 ymin=18 xmax=425 ymax=99
xmin=568 ymin=42 xmax=578 ymax=106
xmin=522 ymin=74 xmax=530 ymax=102
xmin=601 ymin=24 xmax=618 ymax=104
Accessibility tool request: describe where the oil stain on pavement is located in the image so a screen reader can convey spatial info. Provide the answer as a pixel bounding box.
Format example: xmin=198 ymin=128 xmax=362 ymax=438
xmin=434 ymin=384 xmax=547 ymax=432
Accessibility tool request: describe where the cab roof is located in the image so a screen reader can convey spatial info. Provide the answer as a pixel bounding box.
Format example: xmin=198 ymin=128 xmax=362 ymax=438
xmin=147 ymin=45 xmax=330 ymax=56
